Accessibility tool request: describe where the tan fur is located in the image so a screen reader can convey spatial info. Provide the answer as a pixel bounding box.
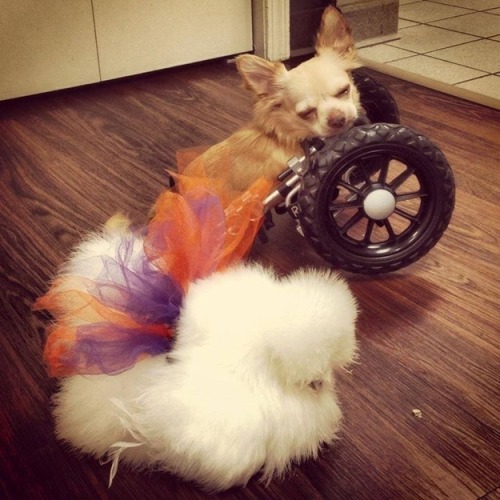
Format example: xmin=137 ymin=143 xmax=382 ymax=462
xmin=185 ymin=7 xmax=361 ymax=191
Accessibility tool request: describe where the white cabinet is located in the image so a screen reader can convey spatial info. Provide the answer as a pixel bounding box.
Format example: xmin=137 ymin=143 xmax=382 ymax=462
xmin=0 ymin=0 xmax=100 ymax=100
xmin=93 ymin=0 xmax=253 ymax=81
xmin=0 ymin=0 xmax=252 ymax=100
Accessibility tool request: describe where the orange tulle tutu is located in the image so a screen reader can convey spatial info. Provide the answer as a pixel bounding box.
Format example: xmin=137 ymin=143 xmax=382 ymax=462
xmin=36 ymin=150 xmax=273 ymax=376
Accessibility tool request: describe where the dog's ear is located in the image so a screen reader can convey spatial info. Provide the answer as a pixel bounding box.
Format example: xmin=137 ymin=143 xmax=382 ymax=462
xmin=315 ymin=6 xmax=356 ymax=60
xmin=236 ymin=54 xmax=287 ymax=97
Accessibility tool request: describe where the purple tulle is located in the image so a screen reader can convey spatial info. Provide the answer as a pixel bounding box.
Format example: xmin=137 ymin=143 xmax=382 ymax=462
xmin=90 ymin=235 xmax=183 ymax=325
xmin=66 ymin=235 xmax=183 ymax=374
xmin=68 ymin=324 xmax=173 ymax=375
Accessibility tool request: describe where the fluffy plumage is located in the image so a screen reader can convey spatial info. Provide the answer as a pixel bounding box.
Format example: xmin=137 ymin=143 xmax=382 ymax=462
xmin=51 ymin=235 xmax=358 ymax=491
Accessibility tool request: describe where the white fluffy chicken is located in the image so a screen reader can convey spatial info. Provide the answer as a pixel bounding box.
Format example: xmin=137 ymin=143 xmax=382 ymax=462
xmin=36 ymin=180 xmax=358 ymax=492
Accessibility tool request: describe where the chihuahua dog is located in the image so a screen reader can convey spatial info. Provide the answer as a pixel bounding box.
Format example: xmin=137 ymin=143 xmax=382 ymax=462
xmin=186 ymin=6 xmax=361 ymax=191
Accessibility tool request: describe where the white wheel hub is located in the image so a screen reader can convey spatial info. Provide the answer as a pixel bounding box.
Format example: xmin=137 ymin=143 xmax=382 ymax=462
xmin=363 ymin=189 xmax=396 ymax=220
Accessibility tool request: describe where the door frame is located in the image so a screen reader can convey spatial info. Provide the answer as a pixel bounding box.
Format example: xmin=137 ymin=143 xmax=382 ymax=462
xmin=252 ymin=0 xmax=290 ymax=61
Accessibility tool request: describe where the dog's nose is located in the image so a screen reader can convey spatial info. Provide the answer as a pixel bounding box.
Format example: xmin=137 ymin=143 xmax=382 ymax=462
xmin=328 ymin=115 xmax=346 ymax=129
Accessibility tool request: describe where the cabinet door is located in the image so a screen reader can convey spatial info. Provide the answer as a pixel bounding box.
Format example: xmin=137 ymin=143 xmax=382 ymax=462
xmin=0 ymin=0 xmax=100 ymax=100
xmin=93 ymin=0 xmax=253 ymax=81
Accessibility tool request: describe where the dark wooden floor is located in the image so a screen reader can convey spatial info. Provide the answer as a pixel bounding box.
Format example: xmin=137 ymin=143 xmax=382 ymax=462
xmin=0 ymin=57 xmax=499 ymax=500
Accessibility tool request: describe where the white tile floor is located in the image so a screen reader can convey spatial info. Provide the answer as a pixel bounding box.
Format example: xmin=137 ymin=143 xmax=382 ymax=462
xmin=358 ymin=0 xmax=500 ymax=109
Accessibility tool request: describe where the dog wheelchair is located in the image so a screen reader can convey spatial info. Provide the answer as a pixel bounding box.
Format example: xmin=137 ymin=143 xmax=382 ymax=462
xmin=262 ymin=70 xmax=455 ymax=274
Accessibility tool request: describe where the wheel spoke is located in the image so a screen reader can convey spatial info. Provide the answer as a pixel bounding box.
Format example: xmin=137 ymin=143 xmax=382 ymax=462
xmin=363 ymin=219 xmax=375 ymax=243
xmin=394 ymin=207 xmax=420 ymax=222
xmin=339 ymin=209 xmax=365 ymax=235
xmin=395 ymin=190 xmax=426 ymax=202
xmin=384 ymin=219 xmax=397 ymax=241
xmin=329 ymin=199 xmax=364 ymax=212
xmin=351 ymin=157 xmax=390 ymax=185
xmin=377 ymin=160 xmax=390 ymax=184
xmin=364 ymin=155 xmax=390 ymax=182
xmin=338 ymin=180 xmax=364 ymax=196
xmin=359 ymin=161 xmax=372 ymax=184
xmin=389 ymin=167 xmax=415 ymax=190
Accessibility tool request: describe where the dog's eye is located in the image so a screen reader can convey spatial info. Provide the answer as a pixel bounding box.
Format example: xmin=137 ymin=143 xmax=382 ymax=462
xmin=298 ymin=108 xmax=316 ymax=120
xmin=335 ymin=85 xmax=350 ymax=98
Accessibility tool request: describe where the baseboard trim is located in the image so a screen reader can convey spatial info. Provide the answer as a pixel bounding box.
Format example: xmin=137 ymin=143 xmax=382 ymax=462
xmin=360 ymin=58 xmax=500 ymax=111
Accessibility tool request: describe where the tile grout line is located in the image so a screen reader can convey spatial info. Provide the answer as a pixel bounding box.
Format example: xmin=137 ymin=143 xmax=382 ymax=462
xmin=387 ymin=54 xmax=490 ymax=79
xmin=358 ymin=1 xmax=500 ymax=108
xmin=393 ymin=22 xmax=499 ymax=76
xmin=376 ymin=35 xmax=495 ymax=77
xmin=454 ymin=74 xmax=496 ymax=85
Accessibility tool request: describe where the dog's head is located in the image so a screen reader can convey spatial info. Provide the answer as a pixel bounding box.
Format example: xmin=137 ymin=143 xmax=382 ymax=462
xmin=236 ymin=6 xmax=360 ymax=145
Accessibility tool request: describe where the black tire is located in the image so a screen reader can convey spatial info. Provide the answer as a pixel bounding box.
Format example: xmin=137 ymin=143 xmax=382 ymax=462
xmin=352 ymin=70 xmax=400 ymax=124
xmin=298 ymin=124 xmax=455 ymax=274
